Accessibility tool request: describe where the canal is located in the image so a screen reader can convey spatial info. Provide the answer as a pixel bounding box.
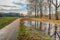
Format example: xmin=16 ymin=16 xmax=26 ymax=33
xmin=24 ymin=21 xmax=60 ymax=40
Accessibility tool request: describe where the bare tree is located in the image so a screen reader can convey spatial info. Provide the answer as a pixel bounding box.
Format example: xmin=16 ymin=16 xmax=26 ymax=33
xmin=39 ymin=0 xmax=44 ymax=31
xmin=51 ymin=0 xmax=60 ymax=20
xmin=27 ymin=0 xmax=38 ymax=29
xmin=51 ymin=0 xmax=60 ymax=40
xmin=47 ymin=0 xmax=52 ymax=35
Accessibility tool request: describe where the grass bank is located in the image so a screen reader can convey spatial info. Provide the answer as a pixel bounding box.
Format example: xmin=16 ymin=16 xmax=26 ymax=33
xmin=17 ymin=24 xmax=53 ymax=40
xmin=0 ymin=17 xmax=17 ymax=29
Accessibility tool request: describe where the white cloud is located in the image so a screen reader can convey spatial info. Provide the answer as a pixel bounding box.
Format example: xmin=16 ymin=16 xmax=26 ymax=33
xmin=0 ymin=0 xmax=28 ymax=13
xmin=0 ymin=0 xmax=28 ymax=6
xmin=14 ymin=0 xmax=28 ymax=4
xmin=0 ymin=0 xmax=14 ymax=6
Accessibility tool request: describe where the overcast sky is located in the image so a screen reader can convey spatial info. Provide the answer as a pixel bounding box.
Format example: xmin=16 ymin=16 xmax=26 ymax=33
xmin=0 ymin=0 xmax=60 ymax=14
xmin=0 ymin=0 xmax=28 ymax=14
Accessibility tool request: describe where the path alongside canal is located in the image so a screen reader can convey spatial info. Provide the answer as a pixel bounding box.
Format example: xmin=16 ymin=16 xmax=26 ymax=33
xmin=0 ymin=18 xmax=20 ymax=40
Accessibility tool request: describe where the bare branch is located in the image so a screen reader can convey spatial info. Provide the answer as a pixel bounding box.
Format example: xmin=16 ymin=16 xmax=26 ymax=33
xmin=57 ymin=3 xmax=60 ymax=8
xmin=51 ymin=0 xmax=56 ymax=7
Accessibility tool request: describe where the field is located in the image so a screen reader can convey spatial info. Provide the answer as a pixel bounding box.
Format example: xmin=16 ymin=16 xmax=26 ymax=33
xmin=0 ymin=17 xmax=17 ymax=29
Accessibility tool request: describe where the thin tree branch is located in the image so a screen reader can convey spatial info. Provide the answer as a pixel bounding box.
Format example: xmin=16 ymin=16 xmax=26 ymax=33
xmin=51 ymin=1 xmax=56 ymax=7
xmin=57 ymin=4 xmax=60 ymax=8
xmin=56 ymin=33 xmax=60 ymax=38
xmin=51 ymin=33 xmax=54 ymax=37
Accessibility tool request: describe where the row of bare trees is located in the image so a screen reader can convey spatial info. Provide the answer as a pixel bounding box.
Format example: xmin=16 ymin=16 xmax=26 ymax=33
xmin=27 ymin=0 xmax=60 ymax=40
xmin=27 ymin=0 xmax=60 ymax=19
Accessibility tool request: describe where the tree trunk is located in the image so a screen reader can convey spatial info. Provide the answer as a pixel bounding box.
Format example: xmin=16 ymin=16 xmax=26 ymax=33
xmin=39 ymin=2 xmax=43 ymax=31
xmin=55 ymin=0 xmax=58 ymax=20
xmin=54 ymin=24 xmax=57 ymax=40
xmin=35 ymin=4 xmax=37 ymax=29
xmin=40 ymin=22 xmax=42 ymax=31
xmin=48 ymin=0 xmax=51 ymax=35
xmin=48 ymin=23 xmax=50 ymax=35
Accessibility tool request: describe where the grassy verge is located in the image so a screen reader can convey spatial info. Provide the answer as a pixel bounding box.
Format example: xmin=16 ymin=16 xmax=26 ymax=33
xmin=17 ymin=24 xmax=53 ymax=40
xmin=0 ymin=17 xmax=17 ymax=29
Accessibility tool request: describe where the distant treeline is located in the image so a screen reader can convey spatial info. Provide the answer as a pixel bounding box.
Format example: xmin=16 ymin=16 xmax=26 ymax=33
xmin=0 ymin=13 xmax=24 ymax=17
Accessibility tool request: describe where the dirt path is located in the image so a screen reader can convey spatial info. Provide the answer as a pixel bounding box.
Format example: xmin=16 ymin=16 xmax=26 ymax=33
xmin=0 ymin=18 xmax=20 ymax=40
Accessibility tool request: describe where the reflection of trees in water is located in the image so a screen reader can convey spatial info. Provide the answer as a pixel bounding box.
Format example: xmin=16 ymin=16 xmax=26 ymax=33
xmin=25 ymin=21 xmax=60 ymax=40
xmin=40 ymin=23 xmax=60 ymax=40
xmin=57 ymin=26 xmax=60 ymax=40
